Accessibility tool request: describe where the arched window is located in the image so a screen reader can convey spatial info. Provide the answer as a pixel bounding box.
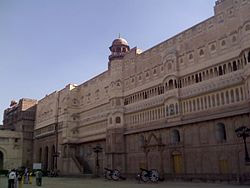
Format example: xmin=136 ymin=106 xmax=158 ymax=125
xmin=204 ymin=96 xmax=207 ymax=109
xmin=232 ymin=36 xmax=237 ymax=43
xmin=166 ymin=106 xmax=169 ymax=116
xmin=236 ymin=88 xmax=240 ymax=102
xmin=228 ymin=63 xmax=232 ymax=72
xmin=175 ymin=103 xmax=179 ymax=114
xmin=248 ymin=51 xmax=250 ymax=63
xmin=233 ymin=61 xmax=237 ymax=71
xmin=0 ymin=151 xmax=4 ymax=170
xmin=216 ymin=93 xmax=220 ymax=106
xmin=189 ymin=53 xmax=193 ymax=60
xmin=216 ymin=123 xmax=227 ymax=142
xmin=219 ymin=66 xmax=223 ymax=76
xmin=195 ymin=74 xmax=199 ymax=83
xmin=168 ymin=63 xmax=172 ymax=70
xmin=169 ymin=79 xmax=174 ymax=90
xmin=221 ymin=92 xmax=225 ymax=105
xmin=221 ymin=40 xmax=226 ymax=47
xmin=226 ymin=91 xmax=229 ymax=104
xmin=230 ymin=90 xmax=235 ymax=103
xmin=245 ymin=24 xmax=250 ymax=31
xmin=115 ymin=116 xmax=121 ymax=124
xmin=208 ymin=96 xmax=211 ymax=108
xmin=189 ymin=101 xmax=192 ymax=112
xmin=211 ymin=44 xmax=216 ymax=51
xmin=116 ymin=47 xmax=121 ymax=52
xmin=171 ymin=129 xmax=180 ymax=144
xmin=169 ymin=104 xmax=175 ymax=115
xmin=199 ymin=49 xmax=204 ymax=56
xmin=212 ymin=95 xmax=215 ymax=107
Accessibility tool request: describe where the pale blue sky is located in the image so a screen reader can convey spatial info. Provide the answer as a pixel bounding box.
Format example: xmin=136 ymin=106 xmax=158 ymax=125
xmin=0 ymin=0 xmax=215 ymax=123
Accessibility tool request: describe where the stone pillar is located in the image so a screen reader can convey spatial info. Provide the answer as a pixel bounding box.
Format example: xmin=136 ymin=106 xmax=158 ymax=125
xmin=105 ymin=128 xmax=126 ymax=172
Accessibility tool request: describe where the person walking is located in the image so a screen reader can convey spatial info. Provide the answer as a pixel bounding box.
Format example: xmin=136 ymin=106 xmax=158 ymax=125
xmin=8 ymin=169 xmax=16 ymax=188
xmin=29 ymin=171 xmax=32 ymax=184
xmin=35 ymin=170 xmax=43 ymax=186
xmin=14 ymin=170 xmax=18 ymax=188
xmin=17 ymin=173 xmax=23 ymax=188
xmin=24 ymin=168 xmax=29 ymax=184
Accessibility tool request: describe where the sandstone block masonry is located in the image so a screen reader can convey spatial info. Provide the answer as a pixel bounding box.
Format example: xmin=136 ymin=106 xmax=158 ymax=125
xmin=30 ymin=0 xmax=250 ymax=181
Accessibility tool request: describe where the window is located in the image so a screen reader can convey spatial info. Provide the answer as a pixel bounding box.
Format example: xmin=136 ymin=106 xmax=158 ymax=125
xmin=153 ymin=68 xmax=157 ymax=75
xmin=219 ymin=66 xmax=223 ymax=76
xmin=116 ymin=47 xmax=121 ymax=52
xmin=211 ymin=44 xmax=216 ymax=52
xmin=233 ymin=61 xmax=237 ymax=71
xmin=189 ymin=53 xmax=193 ymax=60
xmin=230 ymin=90 xmax=235 ymax=103
xmin=171 ymin=129 xmax=180 ymax=144
xmin=245 ymin=24 xmax=250 ymax=32
xmin=232 ymin=35 xmax=237 ymax=43
xmin=138 ymin=75 xmax=142 ymax=81
xmin=221 ymin=40 xmax=226 ymax=47
xmin=169 ymin=80 xmax=174 ymax=90
xmin=161 ymin=65 xmax=164 ymax=71
xmin=115 ymin=117 xmax=121 ymax=124
xmin=169 ymin=104 xmax=175 ymax=115
xmin=168 ymin=63 xmax=172 ymax=70
xmin=248 ymin=51 xmax=250 ymax=63
xmin=180 ymin=58 xmax=183 ymax=64
xmin=236 ymin=88 xmax=240 ymax=102
xmin=216 ymin=123 xmax=227 ymax=142
xmin=199 ymin=49 xmax=204 ymax=56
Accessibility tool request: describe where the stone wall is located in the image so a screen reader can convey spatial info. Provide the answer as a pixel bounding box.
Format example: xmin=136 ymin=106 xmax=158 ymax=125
xmin=0 ymin=130 xmax=22 ymax=170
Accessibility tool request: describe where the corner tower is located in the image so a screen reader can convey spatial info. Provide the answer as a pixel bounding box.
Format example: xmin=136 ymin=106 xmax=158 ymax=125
xmin=109 ymin=37 xmax=130 ymax=61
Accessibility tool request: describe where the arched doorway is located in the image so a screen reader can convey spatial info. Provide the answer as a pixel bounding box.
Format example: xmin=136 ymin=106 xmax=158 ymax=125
xmin=0 ymin=151 xmax=3 ymax=170
xmin=44 ymin=146 xmax=49 ymax=170
xmin=51 ymin=145 xmax=55 ymax=170
xmin=39 ymin=148 xmax=42 ymax=163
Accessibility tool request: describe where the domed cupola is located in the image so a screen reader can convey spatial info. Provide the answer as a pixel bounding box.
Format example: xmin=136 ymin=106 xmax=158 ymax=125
xmin=109 ymin=37 xmax=130 ymax=61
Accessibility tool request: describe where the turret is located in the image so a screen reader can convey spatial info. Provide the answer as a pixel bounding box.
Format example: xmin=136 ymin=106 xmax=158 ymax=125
xmin=109 ymin=37 xmax=130 ymax=61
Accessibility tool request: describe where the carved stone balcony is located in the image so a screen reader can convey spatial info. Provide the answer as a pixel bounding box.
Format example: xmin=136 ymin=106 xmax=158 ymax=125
xmin=180 ymin=70 xmax=244 ymax=99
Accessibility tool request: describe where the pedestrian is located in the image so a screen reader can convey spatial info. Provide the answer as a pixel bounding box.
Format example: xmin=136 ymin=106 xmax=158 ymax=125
xmin=35 ymin=170 xmax=43 ymax=186
xmin=17 ymin=173 xmax=23 ymax=188
xmin=14 ymin=170 xmax=18 ymax=188
xmin=24 ymin=168 xmax=29 ymax=184
xmin=8 ymin=169 xmax=16 ymax=188
xmin=29 ymin=171 xmax=32 ymax=184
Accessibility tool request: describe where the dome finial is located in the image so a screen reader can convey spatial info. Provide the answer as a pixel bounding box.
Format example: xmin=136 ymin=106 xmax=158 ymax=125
xmin=118 ymin=33 xmax=121 ymax=38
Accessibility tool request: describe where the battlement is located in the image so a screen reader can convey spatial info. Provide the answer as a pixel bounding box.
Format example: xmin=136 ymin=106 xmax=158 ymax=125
xmin=215 ymin=0 xmax=226 ymax=5
xmin=214 ymin=0 xmax=233 ymax=15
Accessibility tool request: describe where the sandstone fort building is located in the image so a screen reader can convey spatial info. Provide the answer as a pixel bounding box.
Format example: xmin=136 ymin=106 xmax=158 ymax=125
xmin=1 ymin=0 xmax=250 ymax=181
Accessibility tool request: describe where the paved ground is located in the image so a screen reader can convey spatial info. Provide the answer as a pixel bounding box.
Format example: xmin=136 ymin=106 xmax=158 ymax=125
xmin=0 ymin=176 xmax=249 ymax=188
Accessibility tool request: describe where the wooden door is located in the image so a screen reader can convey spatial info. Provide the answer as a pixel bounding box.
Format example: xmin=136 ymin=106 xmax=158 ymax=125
xmin=173 ymin=154 xmax=182 ymax=174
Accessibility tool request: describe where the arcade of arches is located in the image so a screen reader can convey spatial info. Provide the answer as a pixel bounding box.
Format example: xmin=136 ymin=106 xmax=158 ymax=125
xmin=0 ymin=151 xmax=3 ymax=170
xmin=38 ymin=145 xmax=56 ymax=170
